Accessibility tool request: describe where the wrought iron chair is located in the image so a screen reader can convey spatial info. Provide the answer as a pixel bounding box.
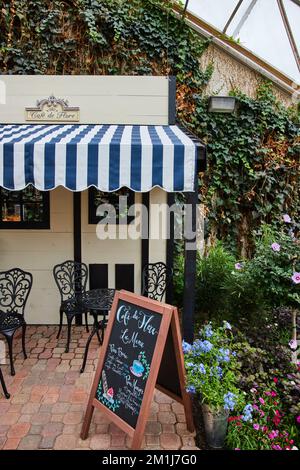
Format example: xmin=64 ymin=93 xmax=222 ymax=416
xmin=0 ymin=366 xmax=10 ymax=399
xmin=0 ymin=268 xmax=32 ymax=376
xmin=141 ymin=262 xmax=172 ymax=302
xmin=53 ymin=260 xmax=89 ymax=353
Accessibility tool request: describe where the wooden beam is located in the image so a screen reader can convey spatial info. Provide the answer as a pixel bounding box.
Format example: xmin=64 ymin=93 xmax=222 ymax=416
xmin=166 ymin=192 xmax=175 ymax=304
xmin=182 ymin=190 xmax=197 ymax=343
xmin=141 ymin=193 xmax=150 ymax=295
xmin=73 ymin=192 xmax=82 ymax=326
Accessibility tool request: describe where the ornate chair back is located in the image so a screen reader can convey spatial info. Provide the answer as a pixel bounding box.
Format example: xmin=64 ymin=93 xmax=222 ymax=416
xmin=53 ymin=260 xmax=88 ymax=303
xmin=0 ymin=268 xmax=33 ymax=317
xmin=142 ymin=262 xmax=172 ymax=302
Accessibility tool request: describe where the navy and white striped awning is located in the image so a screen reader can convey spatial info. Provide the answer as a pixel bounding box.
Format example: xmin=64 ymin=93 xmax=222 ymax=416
xmin=0 ymin=124 xmax=200 ymax=192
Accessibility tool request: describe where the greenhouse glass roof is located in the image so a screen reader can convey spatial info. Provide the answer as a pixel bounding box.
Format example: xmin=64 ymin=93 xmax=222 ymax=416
xmin=182 ymin=0 xmax=300 ymax=85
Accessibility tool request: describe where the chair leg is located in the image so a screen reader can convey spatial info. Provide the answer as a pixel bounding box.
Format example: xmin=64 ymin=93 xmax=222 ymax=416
xmin=65 ymin=315 xmax=74 ymax=353
xmin=21 ymin=324 xmax=27 ymax=360
xmin=85 ymin=312 xmax=89 ymax=333
xmin=57 ymin=308 xmax=63 ymax=339
xmin=0 ymin=368 xmax=10 ymax=399
xmin=4 ymin=332 xmax=15 ymax=376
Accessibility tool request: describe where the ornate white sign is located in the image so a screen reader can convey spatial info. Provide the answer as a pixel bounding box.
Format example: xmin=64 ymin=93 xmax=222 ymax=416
xmin=25 ymin=95 xmax=80 ymax=122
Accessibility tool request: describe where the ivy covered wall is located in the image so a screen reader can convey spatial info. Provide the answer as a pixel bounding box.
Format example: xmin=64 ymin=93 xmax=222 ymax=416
xmin=1 ymin=0 xmax=299 ymax=256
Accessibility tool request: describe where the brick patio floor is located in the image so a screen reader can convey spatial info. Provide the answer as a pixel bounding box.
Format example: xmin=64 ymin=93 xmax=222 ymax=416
xmin=0 ymin=326 xmax=198 ymax=450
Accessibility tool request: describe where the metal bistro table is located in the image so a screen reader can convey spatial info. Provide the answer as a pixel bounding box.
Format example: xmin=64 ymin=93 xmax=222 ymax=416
xmin=79 ymin=288 xmax=115 ymax=373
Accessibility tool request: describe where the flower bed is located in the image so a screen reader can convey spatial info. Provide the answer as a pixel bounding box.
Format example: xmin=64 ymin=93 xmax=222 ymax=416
xmin=183 ymin=322 xmax=300 ymax=450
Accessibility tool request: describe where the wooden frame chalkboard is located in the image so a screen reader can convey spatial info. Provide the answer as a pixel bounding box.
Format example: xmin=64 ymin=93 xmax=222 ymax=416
xmin=81 ymin=290 xmax=193 ymax=450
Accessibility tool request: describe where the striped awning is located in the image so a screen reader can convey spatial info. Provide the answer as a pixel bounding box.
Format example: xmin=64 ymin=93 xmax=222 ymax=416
xmin=0 ymin=124 xmax=200 ymax=192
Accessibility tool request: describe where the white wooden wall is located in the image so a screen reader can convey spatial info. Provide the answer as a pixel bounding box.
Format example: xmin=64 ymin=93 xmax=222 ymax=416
xmin=0 ymin=188 xmax=73 ymax=324
xmin=0 ymin=187 xmax=166 ymax=324
xmin=0 ymin=75 xmax=170 ymax=125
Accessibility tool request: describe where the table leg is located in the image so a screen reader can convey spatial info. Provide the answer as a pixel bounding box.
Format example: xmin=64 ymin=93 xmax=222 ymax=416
xmin=0 ymin=367 xmax=10 ymax=399
xmin=80 ymin=314 xmax=99 ymax=373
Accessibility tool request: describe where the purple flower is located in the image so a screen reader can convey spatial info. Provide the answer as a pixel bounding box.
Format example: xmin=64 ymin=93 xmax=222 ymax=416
xmin=235 ymin=262 xmax=243 ymax=270
xmin=283 ymin=214 xmax=292 ymax=223
xmin=259 ymin=397 xmax=265 ymax=405
xmin=289 ymin=339 xmax=297 ymax=350
xmin=271 ymin=242 xmax=281 ymax=252
xmin=291 ymin=272 xmax=300 ymax=285
xmin=253 ymin=424 xmax=260 ymax=431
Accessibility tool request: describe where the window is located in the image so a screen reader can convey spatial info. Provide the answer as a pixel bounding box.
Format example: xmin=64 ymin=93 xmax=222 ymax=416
xmin=88 ymin=187 xmax=135 ymax=225
xmin=0 ymin=185 xmax=50 ymax=229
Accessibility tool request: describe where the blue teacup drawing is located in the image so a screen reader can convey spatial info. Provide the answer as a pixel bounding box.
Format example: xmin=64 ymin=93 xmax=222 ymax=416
xmin=130 ymin=359 xmax=144 ymax=377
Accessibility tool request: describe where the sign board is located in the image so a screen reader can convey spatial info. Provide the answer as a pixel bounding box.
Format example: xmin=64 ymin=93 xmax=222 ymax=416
xmin=25 ymin=95 xmax=80 ymax=122
xmin=81 ymin=290 xmax=194 ymax=450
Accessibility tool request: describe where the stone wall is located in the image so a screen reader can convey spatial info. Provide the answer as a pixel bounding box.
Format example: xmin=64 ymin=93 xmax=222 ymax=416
xmin=200 ymin=44 xmax=294 ymax=107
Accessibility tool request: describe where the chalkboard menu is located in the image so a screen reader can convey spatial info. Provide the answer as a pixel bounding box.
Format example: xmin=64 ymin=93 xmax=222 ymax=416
xmin=95 ymin=299 xmax=162 ymax=427
xmin=81 ymin=290 xmax=194 ymax=450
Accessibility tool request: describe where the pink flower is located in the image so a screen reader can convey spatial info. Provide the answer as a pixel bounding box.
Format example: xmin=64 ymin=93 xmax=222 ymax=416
xmin=273 ymin=377 xmax=278 ymax=384
xmin=268 ymin=430 xmax=279 ymax=440
xmin=271 ymin=391 xmax=277 ymax=397
xmin=259 ymin=410 xmax=265 ymax=417
xmin=296 ymin=416 xmax=300 ymax=424
xmin=234 ymin=448 xmax=240 ymax=450
xmin=271 ymin=242 xmax=281 ymax=252
xmin=289 ymin=339 xmax=298 ymax=350
xmin=253 ymin=424 xmax=260 ymax=430
xmin=253 ymin=404 xmax=259 ymax=410
xmin=250 ymin=387 xmax=257 ymax=394
xmin=272 ymin=444 xmax=282 ymax=450
xmin=291 ymin=272 xmax=300 ymax=285
xmin=259 ymin=397 xmax=265 ymax=405
xmin=283 ymin=214 xmax=292 ymax=223
xmin=265 ymin=391 xmax=272 ymax=396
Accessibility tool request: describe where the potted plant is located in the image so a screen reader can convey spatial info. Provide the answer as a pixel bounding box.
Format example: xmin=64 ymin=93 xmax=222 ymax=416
xmin=183 ymin=322 xmax=243 ymax=448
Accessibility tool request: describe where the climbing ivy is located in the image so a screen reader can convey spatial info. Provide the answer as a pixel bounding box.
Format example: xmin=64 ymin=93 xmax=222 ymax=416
xmin=180 ymin=82 xmax=300 ymax=256
xmin=0 ymin=0 xmax=299 ymax=256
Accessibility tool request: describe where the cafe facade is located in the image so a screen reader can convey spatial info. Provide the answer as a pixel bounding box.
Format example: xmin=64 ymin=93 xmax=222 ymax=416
xmin=0 ymin=75 xmax=205 ymax=341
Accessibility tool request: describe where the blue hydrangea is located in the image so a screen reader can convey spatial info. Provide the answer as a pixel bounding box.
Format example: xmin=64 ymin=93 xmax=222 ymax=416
xmin=223 ymin=321 xmax=232 ymax=330
xmin=186 ymin=385 xmax=196 ymax=394
xmin=199 ymin=363 xmax=206 ymax=374
xmin=192 ymin=339 xmax=213 ymax=354
xmin=182 ymin=340 xmax=192 ymax=354
xmin=241 ymin=403 xmax=253 ymax=422
xmin=223 ymin=392 xmax=237 ymax=411
xmin=204 ymin=324 xmax=213 ymax=338
xmin=217 ymin=348 xmax=230 ymax=363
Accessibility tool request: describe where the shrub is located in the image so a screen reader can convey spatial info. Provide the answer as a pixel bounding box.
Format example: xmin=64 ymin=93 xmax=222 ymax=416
xmin=183 ymin=321 xmax=244 ymax=411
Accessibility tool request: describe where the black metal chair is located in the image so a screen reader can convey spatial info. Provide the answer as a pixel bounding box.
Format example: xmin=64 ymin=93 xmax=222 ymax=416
xmin=0 ymin=268 xmax=32 ymax=376
xmin=141 ymin=262 xmax=172 ymax=302
xmin=0 ymin=366 xmax=10 ymax=399
xmin=53 ymin=260 xmax=89 ymax=353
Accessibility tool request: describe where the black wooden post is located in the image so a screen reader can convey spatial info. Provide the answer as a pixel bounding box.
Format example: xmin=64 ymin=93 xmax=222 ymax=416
xmin=182 ymin=189 xmax=197 ymax=343
xmin=73 ymin=192 xmax=82 ymax=326
xmin=141 ymin=193 xmax=150 ymax=295
xmin=166 ymin=192 xmax=175 ymax=304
